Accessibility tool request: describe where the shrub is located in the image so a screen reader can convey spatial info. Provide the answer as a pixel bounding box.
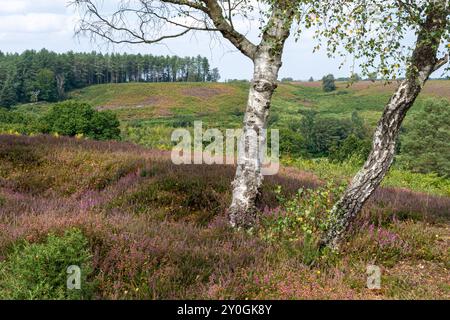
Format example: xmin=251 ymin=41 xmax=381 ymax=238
xmin=0 ymin=108 xmax=41 ymax=134
xmin=322 ymin=74 xmax=336 ymax=92
xmin=279 ymin=128 xmax=305 ymax=157
xmin=43 ymin=101 xmax=120 ymax=140
xmin=231 ymin=107 xmax=244 ymax=117
xmin=299 ymin=111 xmax=353 ymax=157
xmin=268 ymin=112 xmax=280 ymax=127
xmin=399 ymin=99 xmax=450 ymax=177
xmin=259 ymin=183 xmax=345 ymax=265
xmin=297 ymin=110 xmax=370 ymax=159
xmin=0 ymin=228 xmax=95 ymax=300
xmin=43 ymin=101 xmax=93 ymax=136
xmin=329 ymin=134 xmax=371 ymax=163
xmin=171 ymin=116 xmax=194 ymax=128
xmin=89 ymin=110 xmax=121 ymax=140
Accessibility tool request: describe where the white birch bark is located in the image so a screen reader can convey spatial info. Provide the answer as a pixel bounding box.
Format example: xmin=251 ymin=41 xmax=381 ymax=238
xmin=229 ymin=6 xmax=294 ymax=228
xmin=321 ymin=4 xmax=449 ymax=248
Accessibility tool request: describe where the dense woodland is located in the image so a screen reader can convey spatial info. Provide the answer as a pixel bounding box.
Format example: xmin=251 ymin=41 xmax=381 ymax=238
xmin=0 ymin=49 xmax=220 ymax=107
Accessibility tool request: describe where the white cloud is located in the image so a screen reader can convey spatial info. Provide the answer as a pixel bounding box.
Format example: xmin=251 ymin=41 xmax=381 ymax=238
xmin=0 ymin=1 xmax=27 ymax=15
xmin=0 ymin=0 xmax=69 ymax=15
xmin=0 ymin=13 xmax=73 ymax=33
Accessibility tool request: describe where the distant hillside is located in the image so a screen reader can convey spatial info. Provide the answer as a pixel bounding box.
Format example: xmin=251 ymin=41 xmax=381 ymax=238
xmin=62 ymin=81 xmax=450 ymax=148
xmin=68 ymin=80 xmax=450 ymax=124
xmin=295 ymin=80 xmax=450 ymax=99
xmin=4 ymin=80 xmax=450 ymax=187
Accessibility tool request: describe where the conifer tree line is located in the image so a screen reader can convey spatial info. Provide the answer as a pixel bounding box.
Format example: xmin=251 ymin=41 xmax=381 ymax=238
xmin=0 ymin=49 xmax=221 ymax=108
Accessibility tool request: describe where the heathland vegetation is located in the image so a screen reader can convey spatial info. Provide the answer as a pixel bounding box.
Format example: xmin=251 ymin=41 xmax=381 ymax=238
xmin=2 ymin=79 xmax=448 ymax=193
xmin=0 ymin=79 xmax=449 ymax=299
xmin=78 ymin=79 xmax=450 ymax=183
xmin=1 ymin=0 xmax=449 ymax=300
xmin=0 ymin=132 xmax=448 ymax=299
xmin=0 ymin=60 xmax=449 ymax=300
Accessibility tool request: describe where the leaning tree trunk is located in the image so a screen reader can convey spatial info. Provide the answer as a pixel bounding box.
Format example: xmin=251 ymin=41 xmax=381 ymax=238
xmin=229 ymin=7 xmax=293 ymax=228
xmin=321 ymin=5 xmax=449 ymax=249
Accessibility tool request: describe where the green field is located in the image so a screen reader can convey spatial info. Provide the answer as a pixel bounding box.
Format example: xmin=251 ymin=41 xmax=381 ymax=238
xmin=9 ymin=80 xmax=448 ymax=142
xmin=65 ymin=80 xmax=450 ymax=197
xmin=4 ymin=80 xmax=449 ymax=196
xmin=68 ymin=80 xmax=449 ymax=146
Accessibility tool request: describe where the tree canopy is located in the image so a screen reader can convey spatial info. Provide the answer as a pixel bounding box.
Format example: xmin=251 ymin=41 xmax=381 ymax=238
xmin=0 ymin=49 xmax=220 ymax=108
xmin=400 ymin=99 xmax=450 ymax=177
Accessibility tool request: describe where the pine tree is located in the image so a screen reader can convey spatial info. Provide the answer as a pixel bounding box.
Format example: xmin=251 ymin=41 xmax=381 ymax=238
xmin=0 ymin=73 xmax=18 ymax=108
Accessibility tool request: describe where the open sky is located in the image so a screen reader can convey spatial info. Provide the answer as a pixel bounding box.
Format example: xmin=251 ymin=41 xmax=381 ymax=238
xmin=0 ymin=0 xmax=427 ymax=81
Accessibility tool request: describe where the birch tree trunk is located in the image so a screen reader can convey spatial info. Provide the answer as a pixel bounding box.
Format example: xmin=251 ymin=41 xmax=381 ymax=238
xmin=229 ymin=7 xmax=293 ymax=228
xmin=321 ymin=5 xmax=449 ymax=248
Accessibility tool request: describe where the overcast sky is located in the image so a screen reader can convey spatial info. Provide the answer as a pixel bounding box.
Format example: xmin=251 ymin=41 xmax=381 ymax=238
xmin=0 ymin=0 xmax=414 ymax=81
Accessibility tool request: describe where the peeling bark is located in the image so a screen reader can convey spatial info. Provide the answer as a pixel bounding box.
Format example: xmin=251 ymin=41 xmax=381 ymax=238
xmin=321 ymin=4 xmax=449 ymax=249
xmin=229 ymin=5 xmax=294 ymax=228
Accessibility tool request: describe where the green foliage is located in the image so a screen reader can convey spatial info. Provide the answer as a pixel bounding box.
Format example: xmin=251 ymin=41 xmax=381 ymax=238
xmin=43 ymin=101 xmax=93 ymax=136
xmin=314 ymin=1 xmax=450 ymax=79
xmin=322 ymin=74 xmax=336 ymax=92
xmin=0 ymin=74 xmax=18 ymax=108
xmin=399 ymin=99 xmax=450 ymax=177
xmin=89 ymin=109 xmax=121 ymax=140
xmin=329 ymin=134 xmax=371 ymax=163
xmin=350 ymin=110 xmax=367 ymax=139
xmin=0 ymin=229 xmax=95 ymax=300
xmin=0 ymin=107 xmax=41 ymax=134
xmin=171 ymin=115 xmax=194 ymax=128
xmin=268 ymin=112 xmax=280 ymax=127
xmin=278 ymin=128 xmax=305 ymax=157
xmin=284 ymin=157 xmax=450 ymax=197
xmin=260 ymin=183 xmax=345 ymax=265
xmin=299 ymin=111 xmax=349 ymax=157
xmin=0 ymin=49 xmax=220 ymax=107
xmin=34 ymin=69 xmax=57 ymax=102
xmin=296 ymin=110 xmax=370 ymax=159
xmin=122 ymin=124 xmax=174 ymax=149
xmin=43 ymin=101 xmax=120 ymax=140
xmin=208 ymin=67 xmax=221 ymax=82
xmin=329 ymin=111 xmax=372 ymax=163
xmin=367 ymin=72 xmax=378 ymax=81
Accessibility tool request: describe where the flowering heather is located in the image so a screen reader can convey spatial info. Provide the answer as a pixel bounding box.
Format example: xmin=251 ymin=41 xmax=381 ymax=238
xmin=0 ymin=134 xmax=449 ymax=299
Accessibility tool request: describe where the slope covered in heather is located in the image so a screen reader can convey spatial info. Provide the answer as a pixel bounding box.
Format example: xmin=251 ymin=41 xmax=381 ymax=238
xmin=0 ymin=135 xmax=448 ymax=299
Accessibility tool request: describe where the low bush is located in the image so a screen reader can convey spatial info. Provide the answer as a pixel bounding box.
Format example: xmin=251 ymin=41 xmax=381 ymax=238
xmin=329 ymin=134 xmax=371 ymax=163
xmin=259 ymin=183 xmax=345 ymax=265
xmin=42 ymin=101 xmax=120 ymax=140
xmin=0 ymin=108 xmax=41 ymax=134
xmin=0 ymin=229 xmax=95 ymax=300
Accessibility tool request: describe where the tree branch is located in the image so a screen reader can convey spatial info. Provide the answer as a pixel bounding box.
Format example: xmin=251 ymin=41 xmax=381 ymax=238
xmin=202 ymin=0 xmax=257 ymax=59
xmin=73 ymin=0 xmax=257 ymax=60
xmin=433 ymin=54 xmax=449 ymax=72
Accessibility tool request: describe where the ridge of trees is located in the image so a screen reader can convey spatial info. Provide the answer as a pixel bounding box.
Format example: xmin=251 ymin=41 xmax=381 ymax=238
xmin=0 ymin=49 xmax=220 ymax=108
